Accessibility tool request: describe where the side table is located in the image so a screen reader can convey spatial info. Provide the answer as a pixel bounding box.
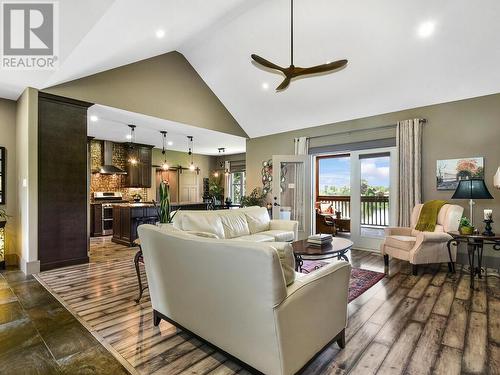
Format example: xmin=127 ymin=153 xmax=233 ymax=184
xmin=447 ymin=232 xmax=500 ymax=289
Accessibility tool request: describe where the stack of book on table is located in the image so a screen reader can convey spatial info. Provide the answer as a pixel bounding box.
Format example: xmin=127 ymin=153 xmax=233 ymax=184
xmin=307 ymin=234 xmax=333 ymax=247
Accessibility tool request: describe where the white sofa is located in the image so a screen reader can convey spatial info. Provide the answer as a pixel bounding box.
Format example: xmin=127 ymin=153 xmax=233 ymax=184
xmin=172 ymin=206 xmax=299 ymax=242
xmin=137 ymin=225 xmax=351 ymax=375
xmin=381 ymin=203 xmax=464 ymax=275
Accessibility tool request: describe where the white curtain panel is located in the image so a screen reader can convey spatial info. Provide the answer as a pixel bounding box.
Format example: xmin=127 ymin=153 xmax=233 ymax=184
xmin=397 ymin=118 xmax=424 ymax=226
xmin=294 ymin=137 xmax=309 ymax=155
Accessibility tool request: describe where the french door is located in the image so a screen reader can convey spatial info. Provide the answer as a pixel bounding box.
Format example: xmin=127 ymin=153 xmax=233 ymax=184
xmin=272 ymin=155 xmax=313 ymax=239
xmin=350 ymin=147 xmax=398 ymax=250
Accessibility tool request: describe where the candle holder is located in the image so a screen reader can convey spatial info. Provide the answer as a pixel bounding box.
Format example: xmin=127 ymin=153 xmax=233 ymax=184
xmin=482 ymin=219 xmax=495 ymax=237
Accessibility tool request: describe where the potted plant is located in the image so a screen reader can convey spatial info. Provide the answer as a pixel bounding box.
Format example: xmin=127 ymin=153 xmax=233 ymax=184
xmin=459 ymin=217 xmax=474 ymax=235
xmin=241 ymin=188 xmax=267 ymax=207
xmin=209 ymin=176 xmax=224 ymax=204
xmin=153 ymin=181 xmax=178 ymax=228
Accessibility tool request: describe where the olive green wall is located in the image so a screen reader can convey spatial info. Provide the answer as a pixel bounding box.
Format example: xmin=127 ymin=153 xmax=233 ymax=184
xmin=44 ymin=51 xmax=248 ymax=138
xmin=0 ymin=98 xmax=17 ymax=264
xmin=247 ymin=93 xmax=500 ymax=258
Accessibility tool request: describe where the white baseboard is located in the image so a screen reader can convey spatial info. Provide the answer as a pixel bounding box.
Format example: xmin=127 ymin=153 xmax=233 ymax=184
xmin=21 ymin=258 xmax=40 ymax=275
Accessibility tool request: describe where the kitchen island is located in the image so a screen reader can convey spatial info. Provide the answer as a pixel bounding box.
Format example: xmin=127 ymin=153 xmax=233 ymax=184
xmin=111 ymin=201 xmax=210 ymax=246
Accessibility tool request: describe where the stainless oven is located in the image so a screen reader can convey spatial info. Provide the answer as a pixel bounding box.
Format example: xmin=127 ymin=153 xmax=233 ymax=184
xmin=93 ymin=192 xmax=125 ymax=236
xmin=102 ymin=204 xmax=114 ymax=235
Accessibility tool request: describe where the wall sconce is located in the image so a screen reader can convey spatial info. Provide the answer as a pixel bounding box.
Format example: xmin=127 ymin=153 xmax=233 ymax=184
xmin=0 ymin=221 xmax=5 ymax=269
xmin=494 ymin=167 xmax=500 ymax=189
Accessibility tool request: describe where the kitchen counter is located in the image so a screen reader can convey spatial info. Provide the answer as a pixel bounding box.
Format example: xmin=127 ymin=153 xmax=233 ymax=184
xmin=111 ymin=201 xmax=210 ymax=246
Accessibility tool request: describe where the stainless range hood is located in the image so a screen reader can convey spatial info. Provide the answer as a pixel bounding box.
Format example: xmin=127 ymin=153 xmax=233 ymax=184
xmin=95 ymin=141 xmax=127 ymax=175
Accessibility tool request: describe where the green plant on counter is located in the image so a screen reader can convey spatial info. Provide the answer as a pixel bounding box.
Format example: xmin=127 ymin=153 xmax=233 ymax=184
xmin=153 ymin=181 xmax=178 ymax=224
xmin=209 ymin=175 xmax=224 ymax=200
xmin=240 ymin=187 xmax=267 ymax=207
xmin=459 ymin=217 xmax=474 ymax=235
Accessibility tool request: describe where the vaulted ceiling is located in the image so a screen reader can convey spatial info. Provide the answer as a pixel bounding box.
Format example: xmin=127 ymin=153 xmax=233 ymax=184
xmin=2 ymin=0 xmax=500 ymax=138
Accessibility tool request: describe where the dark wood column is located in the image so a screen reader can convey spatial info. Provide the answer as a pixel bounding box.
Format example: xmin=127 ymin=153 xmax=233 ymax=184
xmin=38 ymin=92 xmax=93 ymax=270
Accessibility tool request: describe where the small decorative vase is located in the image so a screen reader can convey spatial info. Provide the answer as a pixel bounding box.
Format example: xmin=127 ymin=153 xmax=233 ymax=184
xmin=335 ymin=211 xmax=341 ymax=219
xmin=459 ymin=226 xmax=474 ymax=235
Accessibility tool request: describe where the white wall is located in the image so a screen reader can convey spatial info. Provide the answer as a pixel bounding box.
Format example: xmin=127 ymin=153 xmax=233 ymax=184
xmin=16 ymin=88 xmax=39 ymax=274
xmin=0 ymin=98 xmax=18 ymax=264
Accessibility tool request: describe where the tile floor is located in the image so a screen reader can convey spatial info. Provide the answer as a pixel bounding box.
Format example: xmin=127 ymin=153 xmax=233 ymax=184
xmin=0 ymin=267 xmax=130 ymax=375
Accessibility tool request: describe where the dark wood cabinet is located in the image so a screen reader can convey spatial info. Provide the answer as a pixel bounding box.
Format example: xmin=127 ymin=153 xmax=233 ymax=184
xmin=112 ymin=204 xmax=157 ymax=246
xmin=90 ymin=204 xmax=103 ymax=237
xmin=125 ymin=145 xmax=153 ymax=188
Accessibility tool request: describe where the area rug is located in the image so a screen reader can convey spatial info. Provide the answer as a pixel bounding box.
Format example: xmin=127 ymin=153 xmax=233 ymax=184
xmin=301 ymin=260 xmax=385 ymax=302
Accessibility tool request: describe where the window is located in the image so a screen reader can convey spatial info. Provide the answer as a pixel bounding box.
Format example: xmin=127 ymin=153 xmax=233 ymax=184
xmin=231 ymin=171 xmax=245 ymax=204
xmin=316 ymin=155 xmax=351 ymax=197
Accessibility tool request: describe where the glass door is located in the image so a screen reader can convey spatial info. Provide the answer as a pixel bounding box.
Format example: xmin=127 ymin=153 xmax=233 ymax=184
xmin=350 ymin=148 xmax=397 ymax=250
xmin=272 ymin=155 xmax=312 ymax=239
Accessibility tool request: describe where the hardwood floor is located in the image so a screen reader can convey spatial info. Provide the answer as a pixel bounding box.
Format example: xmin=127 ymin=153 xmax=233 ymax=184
xmin=35 ymin=237 xmax=500 ymax=375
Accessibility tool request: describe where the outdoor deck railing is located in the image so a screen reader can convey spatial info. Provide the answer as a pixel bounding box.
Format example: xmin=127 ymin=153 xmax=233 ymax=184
xmin=317 ymin=195 xmax=390 ymax=227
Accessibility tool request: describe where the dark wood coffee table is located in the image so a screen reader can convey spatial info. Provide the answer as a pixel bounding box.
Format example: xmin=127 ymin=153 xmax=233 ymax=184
xmin=292 ymin=238 xmax=353 ymax=272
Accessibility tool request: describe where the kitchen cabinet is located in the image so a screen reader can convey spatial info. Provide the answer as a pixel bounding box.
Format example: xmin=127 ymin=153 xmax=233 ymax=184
xmin=90 ymin=203 xmax=103 ymax=237
xmin=125 ymin=145 xmax=153 ymax=188
xmin=112 ymin=204 xmax=157 ymax=246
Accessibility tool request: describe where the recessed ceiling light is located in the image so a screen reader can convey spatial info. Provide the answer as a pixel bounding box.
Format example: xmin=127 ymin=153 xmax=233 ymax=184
xmin=167 ymin=141 xmax=173 ymax=146
xmin=156 ymin=29 xmax=166 ymax=39
xmin=126 ymin=134 xmax=132 ymax=140
xmin=261 ymin=82 xmax=269 ymax=90
xmin=417 ymin=21 xmax=436 ymax=38
xmin=90 ymin=115 xmax=98 ymax=122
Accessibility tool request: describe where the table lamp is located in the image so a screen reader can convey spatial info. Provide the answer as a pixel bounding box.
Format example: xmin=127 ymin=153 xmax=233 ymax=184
xmin=494 ymin=167 xmax=500 ymax=189
xmin=451 ymin=178 xmax=493 ymax=226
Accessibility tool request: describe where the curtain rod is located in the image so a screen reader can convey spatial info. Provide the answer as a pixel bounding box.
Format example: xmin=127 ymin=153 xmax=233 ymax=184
xmin=305 ymin=119 xmax=426 ymax=141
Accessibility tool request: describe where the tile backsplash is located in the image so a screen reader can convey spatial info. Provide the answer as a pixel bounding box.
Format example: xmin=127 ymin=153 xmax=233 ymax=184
xmin=90 ymin=140 xmax=148 ymax=201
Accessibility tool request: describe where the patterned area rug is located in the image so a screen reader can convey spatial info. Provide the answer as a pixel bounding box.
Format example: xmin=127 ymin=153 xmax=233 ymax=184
xmin=301 ymin=260 xmax=385 ymax=302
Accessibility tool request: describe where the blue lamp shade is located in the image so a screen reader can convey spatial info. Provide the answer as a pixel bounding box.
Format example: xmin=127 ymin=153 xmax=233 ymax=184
xmin=451 ymin=178 xmax=493 ymax=200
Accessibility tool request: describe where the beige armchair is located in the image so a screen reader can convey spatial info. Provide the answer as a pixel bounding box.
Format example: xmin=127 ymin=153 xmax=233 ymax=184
xmin=381 ymin=203 xmax=464 ymax=275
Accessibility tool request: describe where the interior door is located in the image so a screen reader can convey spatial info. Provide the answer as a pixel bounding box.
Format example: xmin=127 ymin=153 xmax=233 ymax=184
xmin=350 ymin=147 xmax=398 ymax=250
xmin=179 ymin=170 xmax=199 ymax=202
xmin=272 ymin=155 xmax=312 ymax=239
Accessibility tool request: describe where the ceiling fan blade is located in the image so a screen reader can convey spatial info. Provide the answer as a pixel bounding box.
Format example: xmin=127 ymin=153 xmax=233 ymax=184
xmin=298 ymin=59 xmax=348 ymax=76
xmin=276 ymin=76 xmax=291 ymax=91
xmin=251 ymin=54 xmax=286 ymax=72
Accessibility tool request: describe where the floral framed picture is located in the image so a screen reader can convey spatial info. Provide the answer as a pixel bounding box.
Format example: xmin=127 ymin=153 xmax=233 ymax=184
xmin=436 ymin=157 xmax=484 ymax=190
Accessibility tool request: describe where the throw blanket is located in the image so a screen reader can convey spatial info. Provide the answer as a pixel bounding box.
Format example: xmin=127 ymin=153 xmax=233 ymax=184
xmin=415 ymin=200 xmax=448 ymax=232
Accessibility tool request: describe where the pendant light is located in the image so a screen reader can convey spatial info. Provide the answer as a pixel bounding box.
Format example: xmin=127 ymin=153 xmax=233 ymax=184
xmin=187 ymin=136 xmax=196 ymax=171
xmin=160 ymin=131 xmax=169 ymax=170
xmin=218 ymin=148 xmax=230 ymax=176
xmin=128 ymin=125 xmax=138 ymax=165
xmin=214 ymin=148 xmax=224 ymax=177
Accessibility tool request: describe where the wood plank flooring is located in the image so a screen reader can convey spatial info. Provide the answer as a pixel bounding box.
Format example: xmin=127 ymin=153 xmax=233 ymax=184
xmin=35 ymin=237 xmax=500 ymax=375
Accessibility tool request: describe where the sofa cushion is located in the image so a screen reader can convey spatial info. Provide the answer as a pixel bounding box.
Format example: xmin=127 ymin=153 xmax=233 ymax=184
xmin=220 ymin=211 xmax=250 ymax=239
xmin=259 ymin=230 xmax=295 ymax=242
xmin=269 ymin=242 xmax=296 ymax=286
xmin=244 ymin=207 xmax=271 ymax=234
xmin=231 ymin=234 xmax=275 ymax=242
xmin=385 ymin=235 xmax=416 ymax=251
xmin=320 ymin=203 xmax=333 ymax=213
xmin=181 ymin=213 xmax=225 ymax=239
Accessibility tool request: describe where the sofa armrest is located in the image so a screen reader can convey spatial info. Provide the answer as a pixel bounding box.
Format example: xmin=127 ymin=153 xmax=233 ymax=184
xmin=384 ymin=227 xmax=413 ymax=236
xmin=270 ymin=220 xmax=299 ymax=240
xmin=416 ymin=231 xmax=453 ymax=243
xmin=272 ymin=262 xmax=351 ymax=374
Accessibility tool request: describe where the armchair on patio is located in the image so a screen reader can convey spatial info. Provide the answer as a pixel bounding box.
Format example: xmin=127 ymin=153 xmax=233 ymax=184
xmin=381 ymin=203 xmax=463 ymax=275
xmin=316 ymin=210 xmax=336 ymax=235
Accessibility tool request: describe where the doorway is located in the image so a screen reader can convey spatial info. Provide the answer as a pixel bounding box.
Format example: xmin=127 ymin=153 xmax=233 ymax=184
xmin=314 ymin=147 xmax=397 ymax=251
